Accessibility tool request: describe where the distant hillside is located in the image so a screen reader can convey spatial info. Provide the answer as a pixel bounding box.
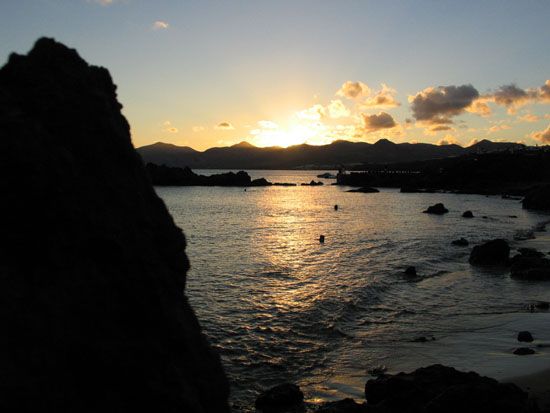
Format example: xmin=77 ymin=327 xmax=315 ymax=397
xmin=137 ymin=139 xmax=525 ymax=170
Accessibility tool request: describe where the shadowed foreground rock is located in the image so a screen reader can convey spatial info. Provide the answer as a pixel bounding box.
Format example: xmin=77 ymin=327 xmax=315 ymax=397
xmin=364 ymin=364 xmax=532 ymax=413
xmin=0 ymin=38 xmax=229 ymax=412
xmin=469 ymin=239 xmax=510 ymax=266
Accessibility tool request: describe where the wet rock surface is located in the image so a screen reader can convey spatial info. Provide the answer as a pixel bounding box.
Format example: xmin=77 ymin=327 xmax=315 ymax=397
xmin=0 ymin=38 xmax=229 ymax=412
xmin=469 ymin=239 xmax=510 ymax=266
xmin=364 ymin=364 xmax=532 ymax=413
xmin=255 ymin=383 xmax=305 ymax=412
xmin=423 ymin=203 xmax=449 ymax=215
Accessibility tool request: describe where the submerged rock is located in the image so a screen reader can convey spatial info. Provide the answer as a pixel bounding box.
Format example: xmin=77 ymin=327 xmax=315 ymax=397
xmin=423 ymin=203 xmax=449 ymax=215
xmin=255 ymin=383 xmax=304 ymax=412
xmin=364 ymin=364 xmax=530 ymax=413
xmin=0 ymin=38 xmax=229 ymax=412
xmin=469 ymin=239 xmax=510 ymax=266
xmin=462 ymin=210 xmax=474 ymax=218
xmin=302 ymin=180 xmax=324 ymax=186
xmin=513 ymin=348 xmax=536 ymax=356
xmin=405 ymin=266 xmax=417 ymax=276
xmin=510 ymin=249 xmax=550 ymax=280
xmin=518 ymin=331 xmax=534 ymax=343
xmin=347 ymin=187 xmax=380 ymax=193
xmin=451 ymin=238 xmax=469 ymax=246
xmin=522 ymin=184 xmax=550 ymax=210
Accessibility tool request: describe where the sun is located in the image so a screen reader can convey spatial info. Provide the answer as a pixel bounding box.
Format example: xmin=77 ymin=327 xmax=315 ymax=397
xmin=251 ymin=119 xmax=332 ymax=148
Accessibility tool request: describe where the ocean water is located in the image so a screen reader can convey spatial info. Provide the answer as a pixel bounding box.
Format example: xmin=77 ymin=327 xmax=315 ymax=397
xmin=156 ymin=170 xmax=550 ymax=409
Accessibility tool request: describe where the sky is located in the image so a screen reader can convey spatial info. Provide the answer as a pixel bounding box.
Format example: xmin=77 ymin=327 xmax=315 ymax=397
xmin=1 ymin=0 xmax=549 ymax=150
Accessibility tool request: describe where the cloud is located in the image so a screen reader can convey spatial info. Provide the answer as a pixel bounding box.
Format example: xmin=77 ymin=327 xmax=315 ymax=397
xmin=88 ymin=0 xmax=115 ymax=6
xmin=430 ymin=125 xmax=452 ymax=132
xmin=409 ymin=84 xmax=479 ymax=125
xmin=437 ymin=135 xmax=461 ymax=146
xmin=540 ymin=80 xmax=550 ymax=102
xmin=162 ymin=120 xmax=178 ymax=133
xmin=257 ymin=120 xmax=278 ymax=129
xmin=297 ymin=104 xmax=327 ymax=120
xmin=361 ymin=84 xmax=400 ymax=108
xmin=361 ymin=112 xmax=397 ymax=132
xmin=531 ymin=124 xmax=550 ymax=144
xmin=518 ymin=113 xmax=540 ymax=123
xmin=216 ymin=122 xmax=235 ymax=130
xmin=153 ymin=21 xmax=169 ymax=30
xmin=466 ymin=98 xmax=492 ymax=117
xmin=192 ymin=126 xmax=205 ymax=132
xmin=336 ymin=81 xmax=370 ymax=99
xmin=327 ymin=100 xmax=350 ymax=118
xmin=487 ymin=123 xmax=512 ymax=133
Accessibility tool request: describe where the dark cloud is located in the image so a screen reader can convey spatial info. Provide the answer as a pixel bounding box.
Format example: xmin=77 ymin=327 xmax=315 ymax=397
xmin=430 ymin=125 xmax=452 ymax=132
xmin=215 ymin=121 xmax=234 ymax=130
xmin=362 ymin=112 xmax=396 ymax=132
xmin=540 ymin=80 xmax=550 ymax=102
xmin=410 ymin=84 xmax=479 ymax=124
xmin=492 ymin=84 xmax=533 ymax=107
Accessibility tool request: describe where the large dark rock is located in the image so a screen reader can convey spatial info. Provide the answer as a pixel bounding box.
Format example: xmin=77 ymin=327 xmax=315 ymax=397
xmin=0 ymin=38 xmax=229 ymax=412
xmin=469 ymin=239 xmax=510 ymax=266
xmin=364 ymin=364 xmax=531 ymax=413
xmin=523 ymin=184 xmax=550 ymax=210
xmin=510 ymin=249 xmax=550 ymax=280
xmin=146 ymin=162 xmax=271 ymax=186
xmin=462 ymin=210 xmax=474 ymax=218
xmin=423 ymin=203 xmax=449 ymax=215
xmin=255 ymin=383 xmax=304 ymax=412
xmin=517 ymin=331 xmax=534 ymax=343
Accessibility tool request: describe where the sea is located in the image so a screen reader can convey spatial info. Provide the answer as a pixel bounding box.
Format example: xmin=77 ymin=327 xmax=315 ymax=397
xmin=156 ymin=170 xmax=550 ymax=410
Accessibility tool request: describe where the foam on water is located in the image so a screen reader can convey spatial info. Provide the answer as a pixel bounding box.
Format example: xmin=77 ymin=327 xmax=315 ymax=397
xmin=157 ymin=170 xmax=550 ymax=407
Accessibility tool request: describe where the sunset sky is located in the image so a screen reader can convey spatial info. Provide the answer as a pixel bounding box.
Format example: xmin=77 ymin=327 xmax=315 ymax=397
xmin=1 ymin=0 xmax=549 ymax=150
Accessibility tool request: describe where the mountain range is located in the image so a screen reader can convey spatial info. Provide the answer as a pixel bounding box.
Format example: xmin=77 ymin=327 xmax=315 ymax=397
xmin=136 ymin=139 xmax=525 ymax=170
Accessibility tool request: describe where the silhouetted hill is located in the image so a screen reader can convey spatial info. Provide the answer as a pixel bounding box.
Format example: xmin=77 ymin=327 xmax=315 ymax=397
xmin=337 ymin=150 xmax=550 ymax=195
xmin=137 ymin=139 xmax=525 ymax=169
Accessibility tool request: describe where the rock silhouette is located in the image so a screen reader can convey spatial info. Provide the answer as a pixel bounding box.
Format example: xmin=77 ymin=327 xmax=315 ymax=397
xmin=347 ymin=187 xmax=380 ymax=193
xmin=469 ymin=239 xmax=510 ymax=266
xmin=423 ymin=203 xmax=449 ymax=215
xmin=523 ymin=184 xmax=550 ymax=210
xmin=364 ymin=364 xmax=530 ymax=413
xmin=0 ymin=38 xmax=229 ymax=412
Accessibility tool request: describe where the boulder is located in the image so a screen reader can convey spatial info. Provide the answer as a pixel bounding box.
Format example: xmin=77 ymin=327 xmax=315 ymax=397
xmin=423 ymin=203 xmax=449 ymax=215
xmin=315 ymin=398 xmax=367 ymax=412
xmin=510 ymin=251 xmax=550 ymax=280
xmin=451 ymin=238 xmax=469 ymax=246
xmin=405 ymin=266 xmax=417 ymax=276
xmin=513 ymin=348 xmax=535 ymax=356
xmin=347 ymin=187 xmax=380 ymax=193
xmin=0 ymin=38 xmax=229 ymax=412
xmin=522 ymin=184 xmax=550 ymax=210
xmin=462 ymin=210 xmax=474 ymax=218
xmin=517 ymin=331 xmax=534 ymax=343
xmin=364 ymin=364 xmax=530 ymax=413
xmin=255 ymin=383 xmax=304 ymax=412
xmin=469 ymin=239 xmax=510 ymax=266
xmin=302 ymin=180 xmax=324 ymax=186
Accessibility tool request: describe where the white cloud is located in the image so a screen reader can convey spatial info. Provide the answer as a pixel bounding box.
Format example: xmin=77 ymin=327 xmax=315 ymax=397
xmin=153 ymin=21 xmax=169 ymax=30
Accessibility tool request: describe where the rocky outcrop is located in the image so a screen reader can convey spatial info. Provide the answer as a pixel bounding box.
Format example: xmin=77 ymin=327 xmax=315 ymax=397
xmin=462 ymin=210 xmax=474 ymax=218
xmin=347 ymin=187 xmax=380 ymax=193
xmin=0 ymin=38 xmax=229 ymax=412
xmin=315 ymin=398 xmax=367 ymax=412
xmin=451 ymin=238 xmax=469 ymax=246
xmin=364 ymin=364 xmax=531 ymax=413
xmin=423 ymin=203 xmax=449 ymax=215
xmin=146 ymin=162 xmax=272 ymax=186
xmin=510 ymin=249 xmax=550 ymax=280
xmin=522 ymin=184 xmax=550 ymax=210
xmin=302 ymin=180 xmax=324 ymax=186
xmin=255 ymin=383 xmax=304 ymax=412
xmin=517 ymin=331 xmax=534 ymax=343
xmin=469 ymin=239 xmax=510 ymax=266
